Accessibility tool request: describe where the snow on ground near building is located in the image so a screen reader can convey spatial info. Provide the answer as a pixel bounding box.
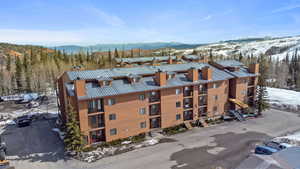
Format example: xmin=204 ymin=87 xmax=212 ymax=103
xmin=267 ymin=87 xmax=300 ymax=112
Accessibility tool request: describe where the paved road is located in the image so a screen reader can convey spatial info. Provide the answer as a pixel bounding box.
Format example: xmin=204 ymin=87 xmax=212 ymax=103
xmin=3 ymin=109 xmax=300 ymax=169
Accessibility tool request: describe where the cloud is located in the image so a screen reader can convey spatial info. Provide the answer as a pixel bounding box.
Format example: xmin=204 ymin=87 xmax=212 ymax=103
xmin=271 ymin=4 xmax=300 ymax=13
xmin=201 ymin=15 xmax=212 ymax=21
xmin=84 ymin=6 xmax=125 ymax=27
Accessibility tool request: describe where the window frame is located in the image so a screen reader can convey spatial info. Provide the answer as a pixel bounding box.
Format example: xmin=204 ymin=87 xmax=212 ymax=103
xmin=108 ymin=98 xmax=116 ymax=106
xmin=109 ymin=114 xmax=116 ymax=120
xmin=140 ymin=121 xmax=146 ymax=128
xmin=110 ymin=128 xmax=117 ymax=135
xmin=139 ymin=107 xmax=146 ymax=115
xmin=176 ymin=101 xmax=181 ymax=108
xmin=176 ymin=114 xmax=181 ymax=120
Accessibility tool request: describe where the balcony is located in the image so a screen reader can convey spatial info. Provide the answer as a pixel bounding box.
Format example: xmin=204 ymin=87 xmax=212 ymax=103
xmin=150 ymin=117 xmax=161 ymax=129
xmin=247 ymin=89 xmax=255 ymax=97
xmin=149 ymin=91 xmax=160 ymax=103
xmin=199 ymin=107 xmax=207 ymax=117
xmin=183 ymin=98 xmax=193 ymax=109
xmin=90 ymin=129 xmax=105 ymax=144
xmin=199 ymin=84 xmax=208 ymax=95
xmin=149 ymin=104 xmax=160 ymax=116
xmin=183 ymin=86 xmax=193 ymax=97
xmin=88 ymin=114 xmax=105 ymax=129
xmin=248 ymin=78 xmax=255 ymax=87
xmin=199 ymin=96 xmax=207 ymax=106
xmin=88 ymin=99 xmax=104 ymax=114
xmin=183 ymin=110 xmax=193 ymax=121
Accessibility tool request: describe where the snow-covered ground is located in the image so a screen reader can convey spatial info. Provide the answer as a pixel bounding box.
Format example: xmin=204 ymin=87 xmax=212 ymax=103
xmin=267 ymin=87 xmax=300 ymax=112
xmin=176 ymin=36 xmax=300 ymax=60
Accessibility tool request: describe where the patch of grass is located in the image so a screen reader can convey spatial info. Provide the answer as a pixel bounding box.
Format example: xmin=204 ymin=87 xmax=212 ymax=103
xmin=162 ymin=124 xmax=187 ymax=136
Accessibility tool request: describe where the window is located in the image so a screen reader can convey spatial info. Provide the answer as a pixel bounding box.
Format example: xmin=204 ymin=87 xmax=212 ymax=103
xmin=108 ymin=98 xmax=116 ymax=105
xmin=140 ymin=121 xmax=146 ymax=128
xmin=90 ymin=129 xmax=105 ymax=143
xmin=213 ymin=106 xmax=218 ymax=112
xmin=139 ymin=94 xmax=145 ymax=100
xmin=88 ymin=99 xmax=104 ymax=113
xmin=176 ymin=114 xmax=181 ymax=120
xmin=103 ymin=81 xmax=110 ymax=86
xmin=175 ymin=88 xmax=181 ymax=95
xmin=213 ymin=83 xmax=218 ymax=88
xmin=110 ymin=128 xmax=117 ymax=135
xmin=176 ymin=101 xmax=181 ymax=108
xmin=109 ymin=114 xmax=116 ymax=120
xmin=88 ymin=114 xmax=105 ymax=128
xmin=139 ymin=108 xmax=146 ymax=115
xmin=214 ymin=95 xmax=218 ymax=100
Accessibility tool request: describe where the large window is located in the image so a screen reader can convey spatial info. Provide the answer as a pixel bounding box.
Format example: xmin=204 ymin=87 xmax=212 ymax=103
xmin=140 ymin=121 xmax=146 ymax=128
xmin=139 ymin=94 xmax=145 ymax=100
xmin=109 ymin=114 xmax=116 ymax=120
xmin=110 ymin=128 xmax=117 ymax=135
xmin=176 ymin=101 xmax=181 ymax=108
xmin=90 ymin=129 xmax=105 ymax=143
xmin=176 ymin=114 xmax=181 ymax=120
xmin=88 ymin=114 xmax=105 ymax=128
xmin=88 ymin=99 xmax=104 ymax=113
xmin=139 ymin=108 xmax=146 ymax=115
xmin=175 ymin=88 xmax=181 ymax=95
xmin=108 ymin=98 xmax=116 ymax=106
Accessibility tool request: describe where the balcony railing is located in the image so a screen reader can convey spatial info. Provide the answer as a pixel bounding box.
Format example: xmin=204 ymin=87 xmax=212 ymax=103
xmin=149 ymin=104 xmax=160 ymax=116
xmin=183 ymin=98 xmax=193 ymax=109
xmin=183 ymin=90 xmax=193 ymax=97
xmin=88 ymin=114 xmax=105 ymax=129
xmin=199 ymin=84 xmax=208 ymax=95
xmin=149 ymin=91 xmax=160 ymax=103
xmin=199 ymin=96 xmax=207 ymax=106
xmin=183 ymin=110 xmax=193 ymax=121
xmin=199 ymin=107 xmax=207 ymax=117
xmin=150 ymin=117 xmax=161 ymax=129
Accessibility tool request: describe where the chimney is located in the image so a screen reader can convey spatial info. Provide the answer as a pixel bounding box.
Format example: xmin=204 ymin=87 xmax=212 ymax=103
xmin=249 ymin=63 xmax=259 ymax=74
xmin=168 ymin=56 xmax=173 ymax=64
xmin=187 ymin=67 xmax=199 ymax=82
xmin=154 ymin=69 xmax=167 ymax=86
xmin=74 ymin=78 xmax=86 ymax=97
xmin=202 ymin=66 xmax=212 ymax=80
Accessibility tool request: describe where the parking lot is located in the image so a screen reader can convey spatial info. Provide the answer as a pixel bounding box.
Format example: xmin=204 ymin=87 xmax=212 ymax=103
xmin=1 ymin=109 xmax=300 ymax=169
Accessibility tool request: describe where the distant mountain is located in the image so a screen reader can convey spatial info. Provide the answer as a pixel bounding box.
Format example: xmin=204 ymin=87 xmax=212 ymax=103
xmin=52 ymin=42 xmax=202 ymax=53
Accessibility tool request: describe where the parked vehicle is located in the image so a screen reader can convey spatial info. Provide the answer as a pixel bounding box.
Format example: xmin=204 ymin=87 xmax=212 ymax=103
xmin=264 ymin=141 xmax=293 ymax=150
xmin=24 ymin=101 xmax=40 ymax=109
xmin=0 ymin=97 xmax=3 ymax=102
xmin=255 ymin=145 xmax=278 ymax=155
xmin=14 ymin=93 xmax=39 ymax=104
xmin=15 ymin=115 xmax=32 ymax=127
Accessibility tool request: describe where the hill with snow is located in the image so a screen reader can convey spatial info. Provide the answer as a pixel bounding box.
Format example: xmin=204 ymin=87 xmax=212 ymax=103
xmin=177 ymin=36 xmax=300 ymax=60
xmin=267 ymin=87 xmax=300 ymax=112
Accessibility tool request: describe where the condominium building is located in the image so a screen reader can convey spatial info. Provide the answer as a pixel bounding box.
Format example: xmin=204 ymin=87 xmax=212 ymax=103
xmin=56 ymin=59 xmax=259 ymax=145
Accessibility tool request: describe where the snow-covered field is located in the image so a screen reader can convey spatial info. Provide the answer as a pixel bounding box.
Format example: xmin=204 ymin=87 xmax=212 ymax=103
xmin=176 ymin=36 xmax=300 ymax=60
xmin=267 ymin=87 xmax=300 ymax=112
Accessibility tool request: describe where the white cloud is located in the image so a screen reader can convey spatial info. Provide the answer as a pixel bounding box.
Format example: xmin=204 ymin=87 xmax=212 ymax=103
xmin=271 ymin=4 xmax=300 ymax=13
xmin=201 ymin=15 xmax=212 ymax=21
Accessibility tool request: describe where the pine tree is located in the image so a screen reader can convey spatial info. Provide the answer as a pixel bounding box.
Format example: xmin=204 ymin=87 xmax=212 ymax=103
xmin=64 ymin=104 xmax=83 ymax=152
xmin=15 ymin=55 xmax=23 ymax=91
xmin=255 ymin=54 xmax=269 ymax=115
xmin=6 ymin=55 xmax=11 ymax=72
xmin=209 ymin=49 xmax=213 ymax=62
xmin=114 ymin=48 xmax=119 ymax=58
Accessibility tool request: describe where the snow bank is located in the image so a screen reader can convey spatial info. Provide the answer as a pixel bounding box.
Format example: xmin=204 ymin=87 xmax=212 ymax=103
xmin=52 ymin=128 xmax=65 ymax=140
xmin=0 ymin=119 xmax=16 ymax=126
xmin=274 ymin=131 xmax=300 ymax=146
xmin=267 ymin=87 xmax=300 ymax=111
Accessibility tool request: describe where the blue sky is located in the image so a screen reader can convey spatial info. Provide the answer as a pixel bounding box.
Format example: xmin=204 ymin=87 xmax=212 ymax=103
xmin=0 ymin=0 xmax=300 ymax=46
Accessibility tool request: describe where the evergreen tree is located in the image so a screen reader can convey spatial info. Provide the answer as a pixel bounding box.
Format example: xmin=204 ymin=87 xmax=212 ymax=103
xmin=255 ymin=54 xmax=269 ymax=115
xmin=64 ymin=104 xmax=83 ymax=152
xmin=114 ymin=48 xmax=119 ymax=58
xmin=6 ymin=55 xmax=11 ymax=71
xmin=209 ymin=49 xmax=213 ymax=62
xmin=15 ymin=55 xmax=23 ymax=91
